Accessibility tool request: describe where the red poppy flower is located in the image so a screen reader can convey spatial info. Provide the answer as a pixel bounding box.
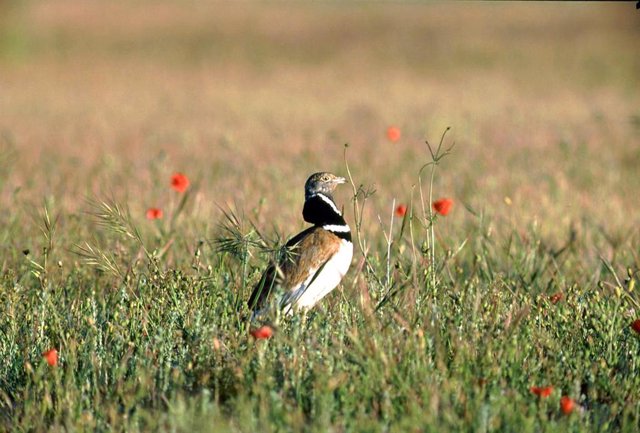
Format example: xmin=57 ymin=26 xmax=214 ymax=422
xmin=146 ymin=208 xmax=163 ymax=220
xmin=631 ymin=319 xmax=640 ymax=334
xmin=395 ymin=204 xmax=407 ymax=217
xmin=530 ymin=386 xmax=553 ymax=398
xmin=560 ymin=396 xmax=575 ymax=415
xmin=432 ymin=198 xmax=453 ymax=216
xmin=170 ymin=173 xmax=190 ymax=193
xmin=549 ymin=292 xmax=563 ymax=304
xmin=386 ymin=126 xmax=401 ymax=143
xmin=250 ymin=325 xmax=274 ymax=340
xmin=42 ymin=348 xmax=58 ymax=367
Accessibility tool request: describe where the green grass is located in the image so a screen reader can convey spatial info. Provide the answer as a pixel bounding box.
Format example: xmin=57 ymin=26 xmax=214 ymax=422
xmin=2 ymin=150 xmax=639 ymax=432
xmin=1 ymin=2 xmax=640 ymax=432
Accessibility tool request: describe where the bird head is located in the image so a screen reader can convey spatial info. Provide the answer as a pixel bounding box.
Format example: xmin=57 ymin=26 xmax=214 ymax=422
xmin=304 ymin=172 xmax=346 ymax=200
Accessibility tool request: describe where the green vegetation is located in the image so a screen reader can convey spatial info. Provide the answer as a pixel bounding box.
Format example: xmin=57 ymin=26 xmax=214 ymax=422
xmin=1 ymin=2 xmax=639 ymax=432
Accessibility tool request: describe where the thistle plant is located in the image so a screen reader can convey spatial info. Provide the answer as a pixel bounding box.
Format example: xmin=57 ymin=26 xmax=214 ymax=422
xmin=213 ymin=206 xmax=273 ymax=314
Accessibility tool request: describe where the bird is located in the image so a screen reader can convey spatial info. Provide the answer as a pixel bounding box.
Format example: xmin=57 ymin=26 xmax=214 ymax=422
xmin=248 ymin=172 xmax=353 ymax=316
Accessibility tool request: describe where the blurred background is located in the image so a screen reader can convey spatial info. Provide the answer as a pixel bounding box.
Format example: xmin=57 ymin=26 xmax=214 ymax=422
xmin=0 ymin=1 xmax=638 ymax=244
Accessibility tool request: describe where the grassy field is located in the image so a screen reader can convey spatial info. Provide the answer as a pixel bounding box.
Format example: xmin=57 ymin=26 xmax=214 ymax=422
xmin=1 ymin=1 xmax=640 ymax=431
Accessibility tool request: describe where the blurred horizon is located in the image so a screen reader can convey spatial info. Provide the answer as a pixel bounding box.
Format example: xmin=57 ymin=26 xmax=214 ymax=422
xmin=1 ymin=1 xmax=639 ymax=237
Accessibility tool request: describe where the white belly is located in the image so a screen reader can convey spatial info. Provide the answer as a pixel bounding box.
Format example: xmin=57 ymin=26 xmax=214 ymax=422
xmin=284 ymin=240 xmax=353 ymax=312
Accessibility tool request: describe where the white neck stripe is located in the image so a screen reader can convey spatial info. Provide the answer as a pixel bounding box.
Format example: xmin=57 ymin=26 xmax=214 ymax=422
xmin=314 ymin=193 xmax=341 ymax=216
xmin=323 ymin=224 xmax=350 ymax=233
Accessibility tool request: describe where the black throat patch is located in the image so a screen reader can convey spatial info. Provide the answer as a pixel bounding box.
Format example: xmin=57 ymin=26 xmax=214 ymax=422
xmin=302 ymin=194 xmax=351 ymax=242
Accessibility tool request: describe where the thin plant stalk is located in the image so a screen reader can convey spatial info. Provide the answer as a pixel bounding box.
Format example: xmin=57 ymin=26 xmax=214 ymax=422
xmin=376 ymin=199 xmax=396 ymax=290
xmin=344 ymin=144 xmax=368 ymax=260
xmin=408 ymin=185 xmax=419 ymax=285
xmin=419 ymin=127 xmax=454 ymax=290
xmin=344 ymin=144 xmax=385 ymax=292
xmin=387 ymin=199 xmax=395 ymax=289
xmin=428 ymin=160 xmax=437 ymax=288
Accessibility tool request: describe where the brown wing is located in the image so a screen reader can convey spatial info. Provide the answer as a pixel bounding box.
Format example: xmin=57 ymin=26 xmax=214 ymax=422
xmin=280 ymin=228 xmax=341 ymax=290
xmin=248 ymin=227 xmax=341 ymax=311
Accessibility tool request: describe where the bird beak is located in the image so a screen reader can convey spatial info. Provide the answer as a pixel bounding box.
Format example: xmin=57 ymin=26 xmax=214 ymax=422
xmin=335 ymin=177 xmax=346 ymax=184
